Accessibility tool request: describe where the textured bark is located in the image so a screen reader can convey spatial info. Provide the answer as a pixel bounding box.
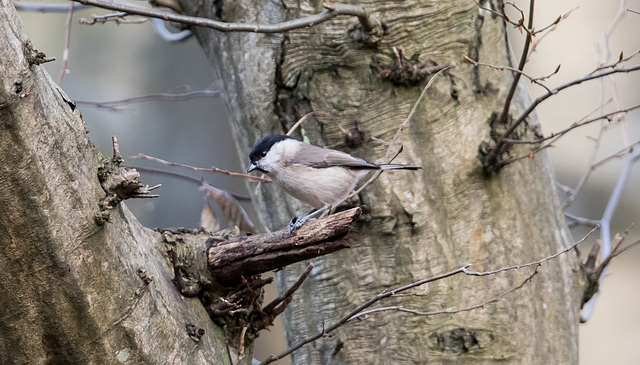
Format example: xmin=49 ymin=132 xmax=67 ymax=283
xmin=0 ymin=1 xmax=231 ymax=363
xmin=208 ymin=208 xmax=359 ymax=285
xmin=179 ymin=0 xmax=583 ymax=364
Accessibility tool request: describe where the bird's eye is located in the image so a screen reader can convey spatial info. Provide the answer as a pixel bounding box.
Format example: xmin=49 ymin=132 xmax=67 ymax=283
xmin=260 ymin=151 xmax=267 ymax=157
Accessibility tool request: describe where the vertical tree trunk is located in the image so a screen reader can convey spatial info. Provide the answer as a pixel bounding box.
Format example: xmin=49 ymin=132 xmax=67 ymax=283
xmin=0 ymin=1 xmax=231 ymax=363
xmin=180 ymin=0 xmax=583 ymax=363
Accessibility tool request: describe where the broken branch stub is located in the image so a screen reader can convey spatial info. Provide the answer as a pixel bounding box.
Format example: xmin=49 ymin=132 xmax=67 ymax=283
xmin=207 ymin=207 xmax=361 ymax=285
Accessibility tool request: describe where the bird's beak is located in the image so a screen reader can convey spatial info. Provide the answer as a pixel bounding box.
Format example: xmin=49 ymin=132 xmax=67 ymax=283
xmin=246 ymin=163 xmax=257 ymax=173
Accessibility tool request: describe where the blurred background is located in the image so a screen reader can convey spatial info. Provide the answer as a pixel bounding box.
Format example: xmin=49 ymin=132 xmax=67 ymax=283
xmin=15 ymin=0 xmax=640 ymax=363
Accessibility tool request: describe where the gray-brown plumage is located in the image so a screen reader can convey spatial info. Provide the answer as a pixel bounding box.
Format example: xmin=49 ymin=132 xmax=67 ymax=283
xmin=247 ymin=134 xmax=422 ymax=209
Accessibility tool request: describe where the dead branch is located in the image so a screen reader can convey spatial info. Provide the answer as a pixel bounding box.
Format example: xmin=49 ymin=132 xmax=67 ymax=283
xmin=96 ymin=137 xmax=160 ymax=223
xmin=250 ymin=263 xmax=315 ymax=333
xmin=208 ymin=208 xmax=360 ymax=286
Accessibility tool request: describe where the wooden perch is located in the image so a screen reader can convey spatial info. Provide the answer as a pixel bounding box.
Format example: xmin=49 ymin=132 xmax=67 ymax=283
xmin=207 ymin=207 xmax=361 ymax=285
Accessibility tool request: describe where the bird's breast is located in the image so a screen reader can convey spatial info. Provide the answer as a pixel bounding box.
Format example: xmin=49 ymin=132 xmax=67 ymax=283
xmin=272 ymin=165 xmax=366 ymax=208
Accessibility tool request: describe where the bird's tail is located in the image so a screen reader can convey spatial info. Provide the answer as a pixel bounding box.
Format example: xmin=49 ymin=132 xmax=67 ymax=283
xmin=379 ymin=164 xmax=423 ymax=170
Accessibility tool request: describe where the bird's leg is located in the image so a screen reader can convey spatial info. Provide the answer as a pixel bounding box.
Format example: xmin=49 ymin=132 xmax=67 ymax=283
xmin=287 ymin=204 xmax=331 ymax=233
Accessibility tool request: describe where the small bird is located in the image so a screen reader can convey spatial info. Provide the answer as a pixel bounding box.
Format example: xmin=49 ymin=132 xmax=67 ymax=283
xmin=247 ymin=134 xmax=422 ymax=230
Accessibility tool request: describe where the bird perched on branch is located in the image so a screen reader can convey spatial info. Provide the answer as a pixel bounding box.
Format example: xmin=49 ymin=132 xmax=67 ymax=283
xmin=247 ymin=134 xmax=422 ymax=231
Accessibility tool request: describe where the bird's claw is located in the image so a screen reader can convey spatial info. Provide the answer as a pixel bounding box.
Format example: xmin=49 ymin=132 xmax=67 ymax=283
xmin=286 ymin=216 xmax=316 ymax=233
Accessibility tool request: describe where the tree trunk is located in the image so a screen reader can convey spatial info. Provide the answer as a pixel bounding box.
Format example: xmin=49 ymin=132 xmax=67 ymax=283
xmin=179 ymin=0 xmax=583 ymax=364
xmin=0 ymin=1 xmax=232 ymax=363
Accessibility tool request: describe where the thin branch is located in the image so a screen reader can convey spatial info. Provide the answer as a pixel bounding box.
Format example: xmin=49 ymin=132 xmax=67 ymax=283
xmin=233 ymin=326 xmax=248 ymax=365
xmin=259 ymin=226 xmax=597 ymax=365
xmin=564 ymin=213 xmax=599 ymax=228
xmin=223 ymin=325 xmax=234 ymax=365
xmin=59 ymin=1 xmax=74 ymax=85
xmin=15 ymin=2 xmax=89 ymax=12
xmin=487 ymin=65 xmax=640 ymax=169
xmin=74 ymin=85 xmax=220 ymax=111
xmin=589 ymin=48 xmax=640 ymax=75
xmin=349 ymin=265 xmax=539 ymax=320
xmin=597 ymin=226 xmax=633 ymax=271
xmin=592 ymin=140 xmax=640 ymax=169
xmin=130 ymin=166 xmax=251 ymax=201
xmin=581 ymin=0 xmax=634 ymax=322
xmin=79 ymin=12 xmax=147 ymax=25
xmin=258 ymin=265 xmax=469 ymax=365
xmin=503 ymin=103 xmax=640 ymax=145
xmin=464 ymin=225 xmax=598 ymax=276
xmin=132 ymin=153 xmax=271 ymax=183
xmin=74 ymin=0 xmax=379 ymax=33
xmin=501 ymin=98 xmax=616 ymax=167
xmin=527 ymin=7 xmax=577 ymax=57
xmin=262 ymin=263 xmax=314 ymax=314
xmin=498 ymin=0 xmax=535 ymax=125
xmin=324 ymin=66 xmax=451 ymax=213
xmin=473 ymin=0 xmax=528 ymax=33
xmin=286 ymin=111 xmax=322 ymax=136
xmin=463 ymin=55 xmax=554 ymax=93
xmin=384 ymin=65 xmax=454 ymax=160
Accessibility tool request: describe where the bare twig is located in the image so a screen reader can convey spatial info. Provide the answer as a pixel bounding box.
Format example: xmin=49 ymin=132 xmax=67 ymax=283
xmin=473 ymin=0 xmax=527 ymax=33
xmin=74 ymin=0 xmax=379 ymax=34
xmin=234 ymin=326 xmax=248 ymax=365
xmin=564 ymin=213 xmax=599 ymax=228
xmin=503 ymin=103 xmax=640 ymax=145
xmin=527 ymin=7 xmax=576 ymax=57
xmin=464 ymin=225 xmax=598 ymax=276
xmin=498 ymin=0 xmax=535 ymax=125
xmin=79 ymin=12 xmax=147 ymax=25
xmin=318 ymin=66 xmax=450 ymax=215
xmin=485 ymin=65 xmax=640 ymax=171
xmin=59 ymin=1 xmax=74 ymax=85
xmin=589 ymin=49 xmax=640 ymax=75
xmin=463 ymin=55 xmax=554 ymax=93
xmin=384 ymin=65 xmax=454 ymax=160
xmin=223 ymin=325 xmax=234 ymax=365
xmin=561 ymin=98 xmax=615 ymax=209
xmin=258 ymin=265 xmax=469 ymax=365
xmin=14 ymin=2 xmax=89 ymax=12
xmin=286 ymin=111 xmax=322 ymax=136
xmin=262 ymin=263 xmax=314 ymax=314
xmin=592 ymin=140 xmax=640 ymax=169
xmin=259 ymin=226 xmax=597 ymax=364
xmin=530 ymin=63 xmax=562 ymax=83
xmin=133 ymin=153 xmax=271 ymax=183
xmin=349 ymin=265 xmax=540 ymax=320
xmin=75 ymin=85 xmax=220 ymax=111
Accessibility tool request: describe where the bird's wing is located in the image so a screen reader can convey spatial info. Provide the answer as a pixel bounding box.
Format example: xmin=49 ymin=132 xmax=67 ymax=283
xmin=293 ymin=144 xmax=379 ymax=169
xmin=323 ymin=151 xmax=380 ymax=169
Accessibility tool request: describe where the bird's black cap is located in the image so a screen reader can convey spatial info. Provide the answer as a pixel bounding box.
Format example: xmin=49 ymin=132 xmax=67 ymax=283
xmin=249 ymin=134 xmax=293 ymax=163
